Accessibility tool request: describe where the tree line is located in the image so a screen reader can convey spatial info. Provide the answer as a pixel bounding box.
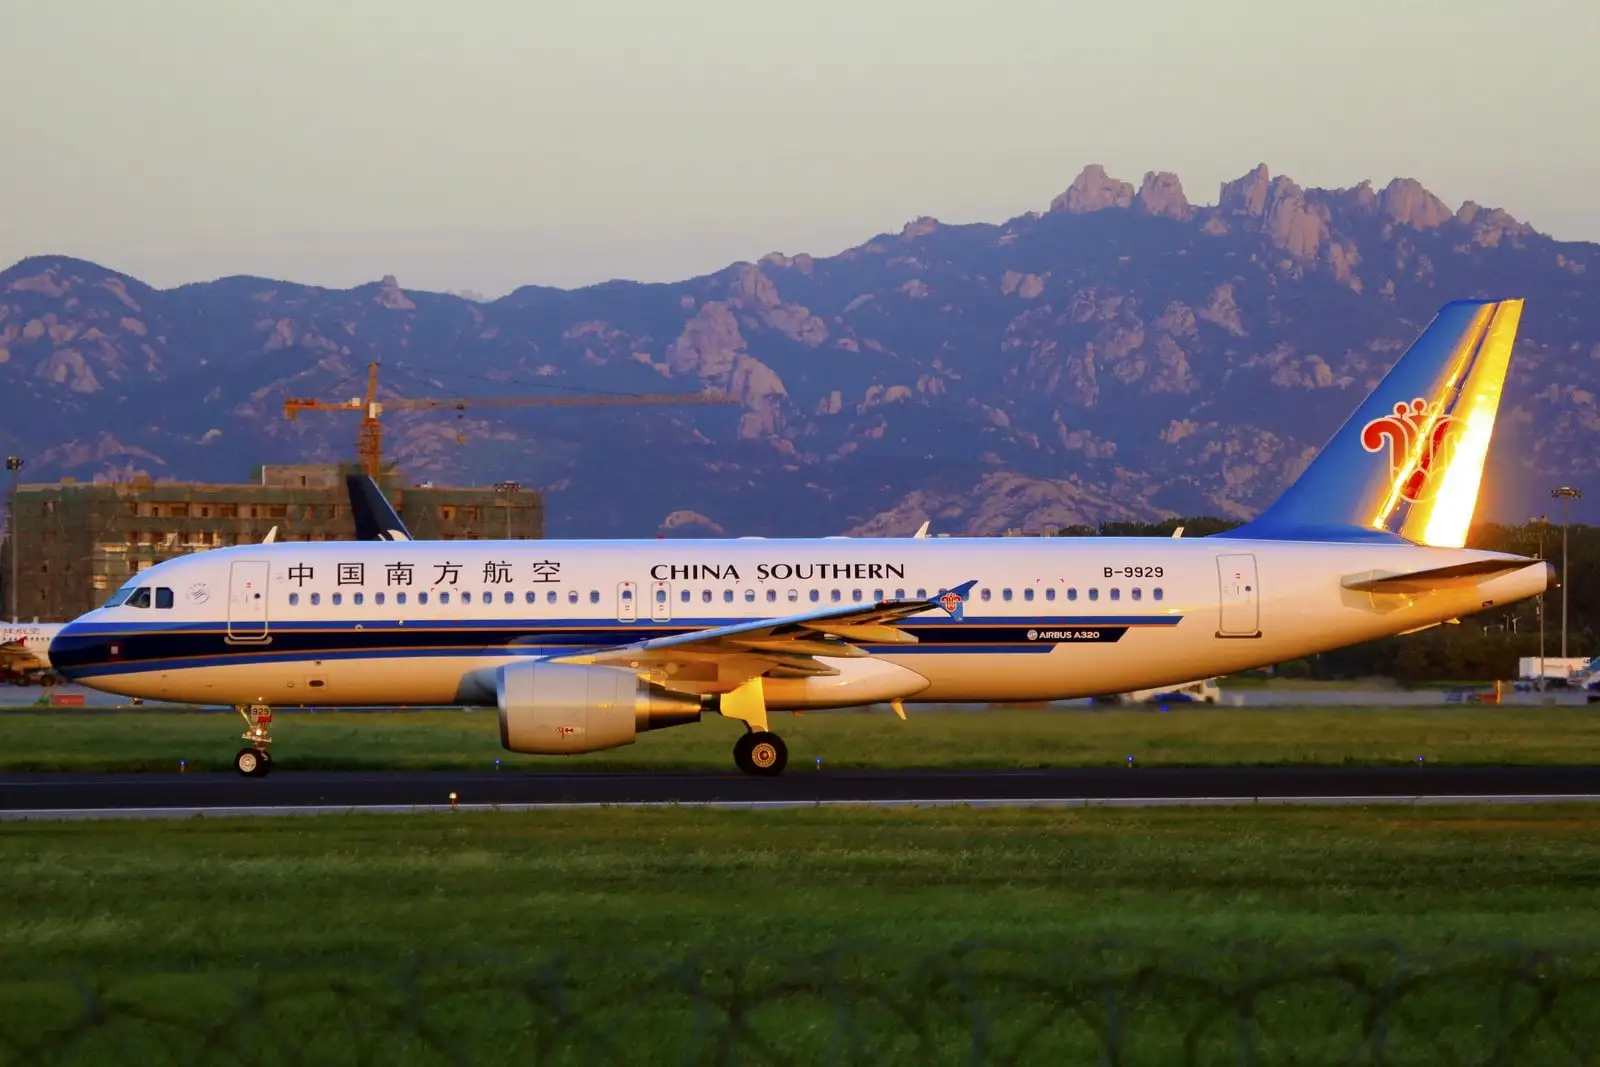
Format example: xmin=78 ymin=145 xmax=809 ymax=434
xmin=1054 ymin=517 xmax=1597 ymax=683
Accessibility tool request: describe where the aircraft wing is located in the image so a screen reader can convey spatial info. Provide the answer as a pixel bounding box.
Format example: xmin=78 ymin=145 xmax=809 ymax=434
xmin=550 ymin=580 xmax=976 ymax=680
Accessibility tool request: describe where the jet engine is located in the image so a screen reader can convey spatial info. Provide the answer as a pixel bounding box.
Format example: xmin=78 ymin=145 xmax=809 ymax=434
xmin=496 ymin=662 xmax=703 ymax=755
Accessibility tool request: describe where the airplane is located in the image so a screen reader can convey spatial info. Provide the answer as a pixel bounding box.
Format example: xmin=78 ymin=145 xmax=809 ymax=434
xmin=0 ymin=622 xmax=64 ymax=684
xmin=50 ymin=298 xmax=1550 ymax=778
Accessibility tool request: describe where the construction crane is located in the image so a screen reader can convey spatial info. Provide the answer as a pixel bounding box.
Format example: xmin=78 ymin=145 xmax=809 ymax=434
xmin=283 ymin=361 xmax=737 ymax=479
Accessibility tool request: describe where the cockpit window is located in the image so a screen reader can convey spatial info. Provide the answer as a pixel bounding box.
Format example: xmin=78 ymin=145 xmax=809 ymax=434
xmin=155 ymin=587 xmax=174 ymax=609
xmin=126 ymin=587 xmax=152 ymax=609
xmin=103 ymin=589 xmax=133 ymax=608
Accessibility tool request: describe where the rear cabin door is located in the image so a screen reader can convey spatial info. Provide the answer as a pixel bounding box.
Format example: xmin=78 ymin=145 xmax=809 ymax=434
xmin=617 ymin=581 xmax=638 ymax=622
xmin=650 ymin=580 xmax=672 ymax=622
xmin=1216 ymin=553 xmax=1261 ymax=637
xmin=227 ymin=560 xmax=271 ymax=642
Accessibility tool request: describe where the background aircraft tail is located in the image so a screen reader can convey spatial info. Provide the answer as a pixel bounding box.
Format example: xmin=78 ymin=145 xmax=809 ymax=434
xmin=1217 ymin=298 xmax=1523 ymax=548
xmin=346 ymin=475 xmax=413 ymax=542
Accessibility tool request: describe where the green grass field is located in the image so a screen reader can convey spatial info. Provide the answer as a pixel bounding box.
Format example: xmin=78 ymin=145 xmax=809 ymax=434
xmin=2 ymin=806 xmax=1599 ymax=1063
xmin=0 ymin=705 xmax=1597 ymax=772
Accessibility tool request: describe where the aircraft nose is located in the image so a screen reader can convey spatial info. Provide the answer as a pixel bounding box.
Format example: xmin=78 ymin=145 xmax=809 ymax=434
xmin=1545 ymin=560 xmax=1558 ymax=592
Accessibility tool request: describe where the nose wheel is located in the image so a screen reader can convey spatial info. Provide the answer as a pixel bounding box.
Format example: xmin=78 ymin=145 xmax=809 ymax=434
xmin=733 ymin=731 xmax=787 ymax=776
xmin=234 ymin=704 xmax=275 ymax=777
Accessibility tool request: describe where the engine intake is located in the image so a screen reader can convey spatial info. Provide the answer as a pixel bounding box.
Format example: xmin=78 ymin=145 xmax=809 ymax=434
xmin=496 ymin=662 xmax=703 ymax=755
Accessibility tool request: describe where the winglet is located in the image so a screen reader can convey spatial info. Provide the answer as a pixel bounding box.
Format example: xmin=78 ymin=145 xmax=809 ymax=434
xmin=262 ymin=526 xmax=279 ymax=545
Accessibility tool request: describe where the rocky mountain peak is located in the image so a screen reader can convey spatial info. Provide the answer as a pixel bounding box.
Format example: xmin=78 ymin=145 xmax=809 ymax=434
xmin=1049 ymin=165 xmax=1135 ymax=214
xmin=1134 ymin=171 xmax=1192 ymax=220
xmin=1379 ymin=178 xmax=1452 ymax=230
xmin=1218 ymin=164 xmax=1273 ymax=217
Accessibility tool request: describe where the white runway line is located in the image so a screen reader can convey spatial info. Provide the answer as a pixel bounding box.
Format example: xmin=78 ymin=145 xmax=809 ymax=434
xmin=4 ymin=794 xmax=1600 ymax=820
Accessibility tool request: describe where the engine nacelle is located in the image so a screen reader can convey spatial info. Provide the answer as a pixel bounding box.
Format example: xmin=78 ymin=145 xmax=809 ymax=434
xmin=496 ymin=662 xmax=703 ymax=755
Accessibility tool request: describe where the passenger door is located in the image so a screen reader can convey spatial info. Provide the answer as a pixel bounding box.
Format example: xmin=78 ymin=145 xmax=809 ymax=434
xmin=617 ymin=581 xmax=638 ymax=622
xmin=650 ymin=580 xmax=672 ymax=622
xmin=1215 ymin=553 xmax=1261 ymax=638
xmin=227 ymin=560 xmax=271 ymax=642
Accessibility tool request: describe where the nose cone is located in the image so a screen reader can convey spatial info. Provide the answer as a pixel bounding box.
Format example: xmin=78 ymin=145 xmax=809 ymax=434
xmin=49 ymin=619 xmax=113 ymax=684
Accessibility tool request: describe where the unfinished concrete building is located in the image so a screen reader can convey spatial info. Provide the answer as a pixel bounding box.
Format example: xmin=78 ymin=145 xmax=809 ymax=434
xmin=0 ymin=465 xmax=543 ymax=621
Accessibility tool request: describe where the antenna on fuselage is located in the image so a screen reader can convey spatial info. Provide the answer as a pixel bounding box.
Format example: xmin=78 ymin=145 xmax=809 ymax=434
xmin=263 ymin=526 xmax=280 ymax=544
xmin=1172 ymin=527 xmax=1185 ymax=538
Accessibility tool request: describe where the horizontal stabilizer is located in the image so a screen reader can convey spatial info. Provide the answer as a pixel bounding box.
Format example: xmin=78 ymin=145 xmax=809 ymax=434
xmin=1341 ymin=558 xmax=1535 ymax=595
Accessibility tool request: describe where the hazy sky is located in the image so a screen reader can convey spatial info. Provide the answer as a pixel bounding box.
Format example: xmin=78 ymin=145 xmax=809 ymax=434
xmin=2 ymin=0 xmax=1596 ymax=297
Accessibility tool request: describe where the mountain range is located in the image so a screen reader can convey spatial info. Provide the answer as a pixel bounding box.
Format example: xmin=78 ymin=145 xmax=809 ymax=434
xmin=1 ymin=163 xmax=1596 ymax=537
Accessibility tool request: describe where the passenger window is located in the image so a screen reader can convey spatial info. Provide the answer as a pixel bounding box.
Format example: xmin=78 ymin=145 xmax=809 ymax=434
xmin=1154 ymin=588 xmax=1164 ymax=601
xmin=155 ymin=587 xmax=174 ymax=609
xmin=311 ymin=592 xmax=322 ymax=606
xmin=1044 ymin=588 xmax=1055 ymax=602
xmin=980 ymin=588 xmax=991 ymax=602
xmin=680 ymin=590 xmax=690 ymax=603
xmin=621 ymin=589 xmax=634 ymax=601
xmin=375 ymin=592 xmax=386 ymax=606
xmin=1024 ymin=588 xmax=1034 ymax=602
xmin=765 ymin=589 xmax=776 ymax=603
xmin=745 ymin=589 xmax=756 ymax=603
xmin=397 ymin=592 xmax=407 ymax=605
xmin=418 ymin=592 xmax=428 ymax=605
xmin=894 ymin=588 xmax=905 ymax=600
xmin=332 ymin=593 xmax=342 ymax=606
xmin=787 ymin=589 xmax=798 ymax=602
xmin=1131 ymin=588 xmax=1142 ymax=601
xmin=354 ymin=593 xmax=364 ymax=606
xmin=1067 ymin=589 xmax=1077 ymax=601
xmin=1002 ymin=589 xmax=1013 ymax=602
xmin=439 ymin=592 xmax=450 ymax=604
xmin=809 ymin=590 xmax=820 ymax=602
xmin=1109 ymin=588 xmax=1120 ymax=601
xmin=590 ymin=591 xmax=600 ymax=604
xmin=1088 ymin=589 xmax=1099 ymax=601
xmin=288 ymin=593 xmax=300 ymax=606
xmin=547 ymin=591 xmax=557 ymax=604
xmin=127 ymin=587 xmax=152 ymax=609
xmin=723 ymin=589 xmax=734 ymax=603
xmin=565 ymin=590 xmax=576 ymax=605
xmin=526 ymin=591 xmax=537 ymax=604
xmin=830 ymin=589 xmax=841 ymax=602
xmin=916 ymin=588 xmax=927 ymax=599
xmin=701 ymin=590 xmax=712 ymax=603
xmin=852 ymin=589 xmax=863 ymax=602
xmin=656 ymin=589 xmax=667 ymax=603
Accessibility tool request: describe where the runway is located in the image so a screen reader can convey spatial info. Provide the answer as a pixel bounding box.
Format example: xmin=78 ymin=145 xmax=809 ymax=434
xmin=3 ymin=765 xmax=1600 ymax=819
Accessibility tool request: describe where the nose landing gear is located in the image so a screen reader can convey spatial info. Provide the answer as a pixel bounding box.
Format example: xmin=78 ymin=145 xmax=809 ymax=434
xmin=234 ymin=704 xmax=274 ymax=777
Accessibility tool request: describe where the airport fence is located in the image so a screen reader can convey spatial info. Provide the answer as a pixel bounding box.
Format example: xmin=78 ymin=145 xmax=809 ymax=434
xmin=2 ymin=942 xmax=1598 ymax=1065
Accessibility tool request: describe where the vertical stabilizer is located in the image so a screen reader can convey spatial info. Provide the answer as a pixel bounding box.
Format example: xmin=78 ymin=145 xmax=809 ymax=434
xmin=1218 ymin=298 xmax=1523 ymax=547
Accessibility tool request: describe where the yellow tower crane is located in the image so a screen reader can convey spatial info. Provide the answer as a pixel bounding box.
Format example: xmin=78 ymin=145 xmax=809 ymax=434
xmin=283 ymin=361 xmax=736 ymax=479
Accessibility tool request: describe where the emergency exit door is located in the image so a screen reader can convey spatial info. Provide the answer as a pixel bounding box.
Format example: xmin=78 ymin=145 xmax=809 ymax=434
xmin=617 ymin=581 xmax=638 ymax=622
xmin=650 ymin=581 xmax=672 ymax=622
xmin=1215 ymin=553 xmax=1261 ymax=638
xmin=227 ymin=560 xmax=271 ymax=642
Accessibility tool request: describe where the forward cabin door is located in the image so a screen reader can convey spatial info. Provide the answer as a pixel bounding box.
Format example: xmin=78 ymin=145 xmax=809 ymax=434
xmin=1215 ymin=553 xmax=1261 ymax=638
xmin=227 ymin=560 xmax=271 ymax=642
xmin=617 ymin=581 xmax=638 ymax=622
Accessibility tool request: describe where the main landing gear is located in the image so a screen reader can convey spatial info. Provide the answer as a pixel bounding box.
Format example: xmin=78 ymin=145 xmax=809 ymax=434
xmin=733 ymin=730 xmax=787 ymax=777
xmin=234 ymin=704 xmax=274 ymax=777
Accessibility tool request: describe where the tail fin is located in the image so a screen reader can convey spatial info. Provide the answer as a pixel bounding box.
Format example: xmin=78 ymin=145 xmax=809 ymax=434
xmin=346 ymin=475 xmax=413 ymax=542
xmin=1218 ymin=298 xmax=1523 ymax=548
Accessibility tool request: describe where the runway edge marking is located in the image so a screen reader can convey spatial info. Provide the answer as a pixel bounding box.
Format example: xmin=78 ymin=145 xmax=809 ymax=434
xmin=6 ymin=794 xmax=1600 ymax=820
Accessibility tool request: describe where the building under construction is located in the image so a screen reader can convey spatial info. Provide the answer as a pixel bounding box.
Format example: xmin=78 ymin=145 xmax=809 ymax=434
xmin=0 ymin=465 xmax=542 ymax=622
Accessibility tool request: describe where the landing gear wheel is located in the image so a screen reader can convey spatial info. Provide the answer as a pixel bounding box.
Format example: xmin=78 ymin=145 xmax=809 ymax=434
xmin=235 ymin=747 xmax=271 ymax=778
xmin=733 ymin=731 xmax=787 ymax=777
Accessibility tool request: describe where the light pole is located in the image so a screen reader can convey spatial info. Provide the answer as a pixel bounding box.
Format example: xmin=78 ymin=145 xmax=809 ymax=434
xmin=5 ymin=457 xmax=21 ymax=624
xmin=494 ymin=481 xmax=522 ymax=540
xmin=1552 ymin=487 xmax=1582 ymax=661
xmin=1532 ymin=515 xmax=1548 ymax=686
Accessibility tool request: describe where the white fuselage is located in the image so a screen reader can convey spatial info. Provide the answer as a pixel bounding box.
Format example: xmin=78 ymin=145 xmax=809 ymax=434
xmin=52 ymin=536 xmax=1547 ymax=708
xmin=0 ymin=623 xmax=63 ymax=671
